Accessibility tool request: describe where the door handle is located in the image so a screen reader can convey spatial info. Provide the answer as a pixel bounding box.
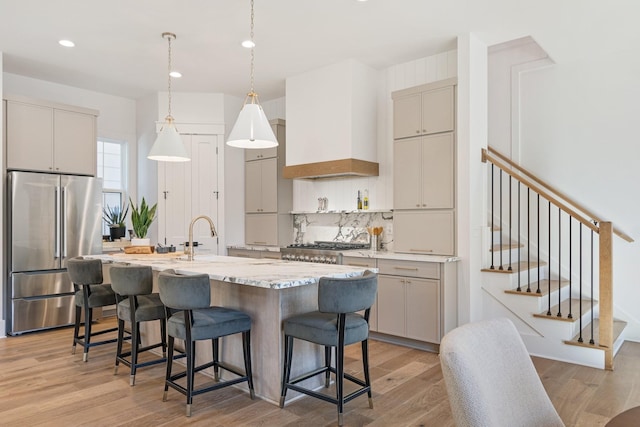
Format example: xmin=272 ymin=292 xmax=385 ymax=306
xmin=61 ymin=187 xmax=67 ymax=258
xmin=54 ymin=187 xmax=60 ymax=259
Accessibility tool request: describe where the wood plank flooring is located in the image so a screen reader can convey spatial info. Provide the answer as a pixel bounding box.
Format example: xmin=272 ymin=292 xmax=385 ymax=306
xmin=1 ymin=318 xmax=639 ymax=426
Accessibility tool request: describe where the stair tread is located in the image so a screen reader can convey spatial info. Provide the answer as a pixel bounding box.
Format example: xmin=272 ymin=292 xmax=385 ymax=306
xmin=481 ymin=261 xmax=547 ymax=274
xmin=564 ymin=319 xmax=627 ymax=349
xmin=532 ymin=297 xmax=597 ymax=322
xmin=505 ymin=279 xmax=569 ymax=297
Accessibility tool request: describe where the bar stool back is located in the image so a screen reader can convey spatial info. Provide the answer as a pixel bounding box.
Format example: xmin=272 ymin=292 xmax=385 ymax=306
xmin=280 ymin=271 xmax=378 ymax=426
xmin=110 ymin=264 xmax=167 ymax=385
xmin=158 ymin=271 xmax=255 ymax=417
xmin=67 ymin=256 xmax=118 ymax=362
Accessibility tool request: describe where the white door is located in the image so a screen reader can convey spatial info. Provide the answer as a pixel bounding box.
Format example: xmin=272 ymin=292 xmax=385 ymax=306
xmin=158 ymin=134 xmax=220 ymax=253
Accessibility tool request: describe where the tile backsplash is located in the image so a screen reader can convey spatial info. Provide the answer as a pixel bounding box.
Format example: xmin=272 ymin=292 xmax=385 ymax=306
xmin=293 ymin=211 xmax=394 ymax=250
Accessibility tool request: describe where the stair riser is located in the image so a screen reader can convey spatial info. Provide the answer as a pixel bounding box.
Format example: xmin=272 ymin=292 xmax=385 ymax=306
xmin=483 ymin=268 xmax=547 ymax=287
xmin=488 ymin=248 xmax=522 ymax=266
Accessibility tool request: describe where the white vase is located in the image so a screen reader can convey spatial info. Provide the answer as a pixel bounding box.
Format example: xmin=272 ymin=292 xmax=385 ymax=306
xmin=131 ymin=237 xmax=151 ymax=246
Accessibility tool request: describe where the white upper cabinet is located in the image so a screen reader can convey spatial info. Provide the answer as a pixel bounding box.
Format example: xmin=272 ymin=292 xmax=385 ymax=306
xmin=393 ymin=83 xmax=455 ymax=139
xmin=5 ymin=96 xmax=98 ymax=176
xmin=394 ymin=133 xmax=454 ymax=209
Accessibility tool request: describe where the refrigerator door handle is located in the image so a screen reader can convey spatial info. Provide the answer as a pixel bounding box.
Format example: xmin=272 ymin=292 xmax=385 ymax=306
xmin=54 ymin=186 xmax=60 ymax=259
xmin=62 ymin=187 xmax=67 ymax=258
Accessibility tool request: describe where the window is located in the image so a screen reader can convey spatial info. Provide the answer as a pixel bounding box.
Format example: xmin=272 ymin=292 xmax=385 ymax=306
xmin=97 ymin=139 xmax=127 ymax=236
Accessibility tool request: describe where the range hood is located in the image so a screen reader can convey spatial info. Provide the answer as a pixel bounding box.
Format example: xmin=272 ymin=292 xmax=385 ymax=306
xmin=284 ymin=59 xmax=379 ymax=179
xmin=283 ymin=158 xmax=379 ymax=179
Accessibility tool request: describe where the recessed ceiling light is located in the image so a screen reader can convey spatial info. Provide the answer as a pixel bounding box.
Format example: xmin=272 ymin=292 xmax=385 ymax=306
xmin=59 ymin=39 xmax=75 ymax=47
xmin=169 ymin=71 xmax=182 ymax=78
xmin=241 ymin=40 xmax=255 ymax=48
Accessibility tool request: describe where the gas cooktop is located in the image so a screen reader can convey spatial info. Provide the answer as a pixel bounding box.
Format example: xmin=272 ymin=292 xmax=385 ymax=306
xmin=286 ymin=241 xmax=369 ymax=251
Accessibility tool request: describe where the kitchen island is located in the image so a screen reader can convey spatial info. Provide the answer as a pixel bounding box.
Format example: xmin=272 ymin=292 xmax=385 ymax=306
xmin=93 ymin=253 xmax=373 ymax=404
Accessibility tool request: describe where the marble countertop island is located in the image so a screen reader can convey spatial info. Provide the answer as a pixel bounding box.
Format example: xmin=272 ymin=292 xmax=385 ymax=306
xmin=91 ymin=252 xmax=373 ymax=405
xmin=94 ymin=253 xmax=373 ymax=289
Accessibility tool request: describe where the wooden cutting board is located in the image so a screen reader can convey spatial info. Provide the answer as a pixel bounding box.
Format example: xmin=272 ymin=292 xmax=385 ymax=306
xmin=113 ymin=249 xmax=185 ymax=258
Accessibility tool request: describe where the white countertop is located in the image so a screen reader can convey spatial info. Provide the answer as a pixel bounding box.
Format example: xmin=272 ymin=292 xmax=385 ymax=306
xmin=91 ymin=253 xmax=373 ymax=290
xmin=227 ymin=245 xmax=460 ymax=263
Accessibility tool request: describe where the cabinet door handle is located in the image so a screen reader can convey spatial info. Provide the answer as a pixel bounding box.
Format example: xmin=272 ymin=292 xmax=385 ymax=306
xmin=415 ymin=130 xmax=420 ymax=134
xmin=410 ymin=249 xmax=434 ymax=253
xmin=416 ymin=203 xmax=420 ymax=207
xmin=394 ymin=266 xmax=419 ymax=271
xmin=347 ymin=263 xmax=370 ymax=267
xmin=252 ymin=241 xmax=267 ymax=245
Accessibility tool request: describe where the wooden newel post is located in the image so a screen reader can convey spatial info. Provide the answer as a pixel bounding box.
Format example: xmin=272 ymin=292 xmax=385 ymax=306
xmin=599 ymin=221 xmax=614 ymax=370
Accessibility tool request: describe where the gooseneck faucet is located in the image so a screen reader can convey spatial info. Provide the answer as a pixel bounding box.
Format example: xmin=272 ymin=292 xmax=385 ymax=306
xmin=186 ymin=215 xmax=217 ymax=261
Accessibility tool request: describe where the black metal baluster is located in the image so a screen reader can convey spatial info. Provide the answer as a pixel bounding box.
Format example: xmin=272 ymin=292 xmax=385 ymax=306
xmin=508 ymin=176 xmax=512 ymax=271
xmin=527 ymin=188 xmax=531 ymax=292
xmin=568 ymin=216 xmax=573 ymax=319
xmin=547 ymin=200 xmax=552 ymax=316
xmin=517 ymin=182 xmax=521 ymax=291
xmin=537 ymin=194 xmax=541 ymax=293
xmin=557 ymin=208 xmax=562 ymax=317
xmin=499 ymin=170 xmax=503 ymax=270
xmin=490 ymin=164 xmax=495 ymax=270
xmin=590 ymin=224 xmax=595 ymax=344
xmin=578 ymin=225 xmax=583 ymax=342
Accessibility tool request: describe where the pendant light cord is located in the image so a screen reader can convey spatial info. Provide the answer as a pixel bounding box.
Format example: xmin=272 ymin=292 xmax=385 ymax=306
xmin=167 ymin=34 xmax=173 ymax=118
xmin=249 ymin=0 xmax=256 ymax=98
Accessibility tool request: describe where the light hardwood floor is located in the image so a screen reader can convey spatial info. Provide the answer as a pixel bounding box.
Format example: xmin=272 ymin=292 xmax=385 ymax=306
xmin=1 ymin=318 xmax=639 ymax=426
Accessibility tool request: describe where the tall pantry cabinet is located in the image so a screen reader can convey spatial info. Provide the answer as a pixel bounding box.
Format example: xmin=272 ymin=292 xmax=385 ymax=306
xmin=244 ymin=119 xmax=293 ymax=247
xmin=392 ymin=78 xmax=456 ymax=255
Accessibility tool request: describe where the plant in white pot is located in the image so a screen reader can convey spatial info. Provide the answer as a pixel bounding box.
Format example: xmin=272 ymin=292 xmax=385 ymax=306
xmin=129 ymin=197 xmax=157 ymax=246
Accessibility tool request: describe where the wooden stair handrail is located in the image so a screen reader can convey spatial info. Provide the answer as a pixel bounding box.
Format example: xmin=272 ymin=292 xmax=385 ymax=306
xmin=483 ymin=148 xmax=634 ymax=243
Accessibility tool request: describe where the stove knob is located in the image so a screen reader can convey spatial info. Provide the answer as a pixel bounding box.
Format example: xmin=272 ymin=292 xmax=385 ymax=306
xmin=304 ymin=255 xmax=310 ymax=262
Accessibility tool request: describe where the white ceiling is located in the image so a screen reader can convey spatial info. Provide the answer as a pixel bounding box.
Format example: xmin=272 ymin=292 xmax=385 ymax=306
xmin=1 ymin=0 xmax=638 ymax=101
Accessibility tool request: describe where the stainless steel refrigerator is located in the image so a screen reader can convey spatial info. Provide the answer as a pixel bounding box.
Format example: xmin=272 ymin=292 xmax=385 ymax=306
xmin=7 ymin=171 xmax=103 ymax=334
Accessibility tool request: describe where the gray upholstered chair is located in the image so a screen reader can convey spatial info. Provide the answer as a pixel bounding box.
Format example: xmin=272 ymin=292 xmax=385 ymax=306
xmin=68 ymin=256 xmax=118 ymax=362
xmin=279 ymin=271 xmax=378 ymax=427
xmin=110 ymin=264 xmax=167 ymax=386
xmin=158 ymin=270 xmax=255 ymax=417
xmin=439 ymin=317 xmax=565 ymax=427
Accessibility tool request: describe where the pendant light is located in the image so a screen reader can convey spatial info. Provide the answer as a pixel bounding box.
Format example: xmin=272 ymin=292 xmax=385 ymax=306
xmin=227 ymin=0 xmax=278 ymax=149
xmin=148 ymin=32 xmax=190 ymax=162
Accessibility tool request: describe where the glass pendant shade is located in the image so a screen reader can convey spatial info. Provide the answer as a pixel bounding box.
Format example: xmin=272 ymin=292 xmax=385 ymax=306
xmin=227 ymin=102 xmax=278 ymax=149
xmin=148 ymin=116 xmax=190 ymax=161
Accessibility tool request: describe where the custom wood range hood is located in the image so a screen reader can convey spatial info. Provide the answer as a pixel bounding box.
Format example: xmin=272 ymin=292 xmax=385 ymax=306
xmin=282 ymin=158 xmax=378 ymax=179
xmin=283 ymin=59 xmax=379 ymax=180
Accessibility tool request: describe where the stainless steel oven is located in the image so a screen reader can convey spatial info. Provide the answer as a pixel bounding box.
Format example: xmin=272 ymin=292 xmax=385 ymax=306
xmin=281 ymin=241 xmax=368 ymax=264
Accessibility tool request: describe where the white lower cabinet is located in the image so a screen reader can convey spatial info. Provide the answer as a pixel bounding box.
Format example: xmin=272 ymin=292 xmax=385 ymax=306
xmin=393 ymin=210 xmax=455 ymax=256
xmin=245 ymin=214 xmax=278 ymax=246
xmin=376 ymin=258 xmax=446 ymax=344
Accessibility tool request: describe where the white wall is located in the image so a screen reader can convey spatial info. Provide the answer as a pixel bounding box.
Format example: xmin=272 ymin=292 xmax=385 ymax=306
xmin=518 ymin=50 xmax=640 ymax=340
xmin=457 ymin=35 xmax=488 ymax=325
xmin=223 ymin=94 xmax=244 ymax=249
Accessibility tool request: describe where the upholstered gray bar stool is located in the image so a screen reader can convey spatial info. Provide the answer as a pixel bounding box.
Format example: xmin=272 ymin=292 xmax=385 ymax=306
xmin=158 ymin=271 xmax=255 ymax=417
xmin=68 ymin=256 xmax=118 ymax=362
xmin=110 ymin=264 xmax=167 ymax=386
xmin=280 ymin=271 xmax=378 ymax=427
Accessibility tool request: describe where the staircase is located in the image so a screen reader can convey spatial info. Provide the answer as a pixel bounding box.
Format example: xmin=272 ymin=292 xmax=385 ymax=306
xmin=481 ymin=148 xmax=633 ymax=370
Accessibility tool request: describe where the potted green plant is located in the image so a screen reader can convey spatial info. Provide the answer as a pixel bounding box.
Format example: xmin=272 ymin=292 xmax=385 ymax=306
xmin=129 ymin=197 xmax=157 ymax=246
xmin=103 ymin=203 xmax=129 ymax=241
